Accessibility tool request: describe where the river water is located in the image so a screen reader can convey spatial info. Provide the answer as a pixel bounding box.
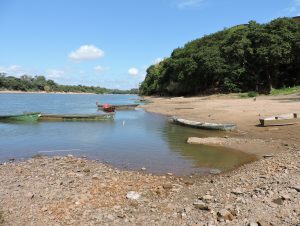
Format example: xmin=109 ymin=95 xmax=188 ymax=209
xmin=0 ymin=93 xmax=255 ymax=175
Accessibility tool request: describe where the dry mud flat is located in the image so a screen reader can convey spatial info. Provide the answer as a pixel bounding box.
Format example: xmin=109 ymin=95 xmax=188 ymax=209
xmin=0 ymin=146 xmax=299 ymax=226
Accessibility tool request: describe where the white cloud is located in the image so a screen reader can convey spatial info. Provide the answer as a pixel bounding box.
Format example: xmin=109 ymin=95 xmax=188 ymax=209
xmin=176 ymin=0 xmax=204 ymax=9
xmin=68 ymin=45 xmax=104 ymax=62
xmin=0 ymin=65 xmax=33 ymax=76
xmin=128 ymin=67 xmax=139 ymax=76
xmin=46 ymin=69 xmax=65 ymax=78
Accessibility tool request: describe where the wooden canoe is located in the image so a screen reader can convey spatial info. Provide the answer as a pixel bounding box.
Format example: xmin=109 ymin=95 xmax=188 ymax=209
xmin=0 ymin=112 xmax=41 ymax=122
xmin=259 ymin=113 xmax=298 ymax=126
xmin=171 ymin=116 xmax=236 ymax=131
xmin=97 ymin=104 xmax=139 ymax=110
xmin=134 ymin=99 xmax=153 ymax=104
xmin=40 ymin=113 xmax=114 ymax=121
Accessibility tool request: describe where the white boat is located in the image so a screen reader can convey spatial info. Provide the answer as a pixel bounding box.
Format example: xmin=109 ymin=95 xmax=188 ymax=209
xmin=259 ymin=113 xmax=298 ymax=126
xmin=171 ymin=116 xmax=236 ymax=131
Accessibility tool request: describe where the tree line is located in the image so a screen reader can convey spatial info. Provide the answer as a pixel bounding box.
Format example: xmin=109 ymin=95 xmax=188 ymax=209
xmin=0 ymin=74 xmax=138 ymax=94
xmin=139 ymin=17 xmax=300 ymax=96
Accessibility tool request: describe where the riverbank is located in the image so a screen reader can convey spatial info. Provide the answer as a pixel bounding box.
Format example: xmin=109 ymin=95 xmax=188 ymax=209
xmin=0 ymin=93 xmax=299 ymax=225
xmin=142 ymin=93 xmax=300 ymax=156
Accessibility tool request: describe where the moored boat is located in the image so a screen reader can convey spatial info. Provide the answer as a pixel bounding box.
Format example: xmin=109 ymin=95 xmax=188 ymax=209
xmin=101 ymin=103 xmax=115 ymax=112
xmin=97 ymin=103 xmax=139 ymax=110
xmin=0 ymin=112 xmax=41 ymax=122
xmin=39 ymin=113 xmax=114 ymax=121
xmin=134 ymin=99 xmax=153 ymax=104
xmin=259 ymin=113 xmax=298 ymax=126
xmin=171 ymin=116 xmax=236 ymax=131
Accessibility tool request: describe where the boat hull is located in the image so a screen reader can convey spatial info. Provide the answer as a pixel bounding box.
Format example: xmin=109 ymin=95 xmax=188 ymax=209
xmin=171 ymin=116 xmax=236 ymax=131
xmin=259 ymin=113 xmax=298 ymax=126
xmin=0 ymin=112 xmax=41 ymax=122
xmin=97 ymin=104 xmax=139 ymax=110
xmin=40 ymin=113 xmax=114 ymax=121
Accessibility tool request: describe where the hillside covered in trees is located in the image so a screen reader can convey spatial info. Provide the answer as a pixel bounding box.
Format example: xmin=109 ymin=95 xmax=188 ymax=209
xmin=140 ymin=17 xmax=300 ymax=96
xmin=0 ymin=74 xmax=138 ymax=94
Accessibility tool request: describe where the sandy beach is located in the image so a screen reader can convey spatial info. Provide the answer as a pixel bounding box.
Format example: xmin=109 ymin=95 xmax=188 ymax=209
xmin=143 ymin=93 xmax=300 ymax=156
xmin=0 ymin=93 xmax=299 ymax=225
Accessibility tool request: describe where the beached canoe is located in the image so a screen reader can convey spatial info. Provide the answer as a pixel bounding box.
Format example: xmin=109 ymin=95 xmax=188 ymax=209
xmin=171 ymin=116 xmax=236 ymax=131
xmin=40 ymin=113 xmax=114 ymax=121
xmin=259 ymin=113 xmax=298 ymax=126
xmin=134 ymin=99 xmax=153 ymax=105
xmin=97 ymin=104 xmax=139 ymax=110
xmin=0 ymin=112 xmax=41 ymax=122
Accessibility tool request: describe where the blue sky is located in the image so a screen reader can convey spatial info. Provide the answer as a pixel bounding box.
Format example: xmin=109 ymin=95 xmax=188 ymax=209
xmin=0 ymin=0 xmax=299 ymax=90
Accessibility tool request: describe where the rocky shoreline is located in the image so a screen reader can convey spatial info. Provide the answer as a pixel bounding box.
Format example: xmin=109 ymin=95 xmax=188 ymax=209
xmin=0 ymin=144 xmax=299 ymax=225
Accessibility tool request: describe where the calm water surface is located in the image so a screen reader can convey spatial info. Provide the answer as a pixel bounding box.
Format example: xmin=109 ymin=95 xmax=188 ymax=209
xmin=0 ymin=93 xmax=256 ymax=175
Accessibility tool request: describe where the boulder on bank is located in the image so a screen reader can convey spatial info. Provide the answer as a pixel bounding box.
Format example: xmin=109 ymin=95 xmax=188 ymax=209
xmin=187 ymin=137 xmax=234 ymax=145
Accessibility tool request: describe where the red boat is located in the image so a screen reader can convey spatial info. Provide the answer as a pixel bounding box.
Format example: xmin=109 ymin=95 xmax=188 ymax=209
xmin=101 ymin=103 xmax=115 ymax=112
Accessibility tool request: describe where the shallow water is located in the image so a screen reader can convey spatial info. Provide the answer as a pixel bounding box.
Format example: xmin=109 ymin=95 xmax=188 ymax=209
xmin=0 ymin=93 xmax=256 ymax=175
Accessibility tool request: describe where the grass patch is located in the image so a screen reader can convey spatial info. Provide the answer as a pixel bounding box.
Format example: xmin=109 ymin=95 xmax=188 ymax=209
xmin=270 ymin=86 xmax=300 ymax=95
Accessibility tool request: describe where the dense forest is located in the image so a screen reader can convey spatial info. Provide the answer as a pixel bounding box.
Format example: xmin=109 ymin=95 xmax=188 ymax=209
xmin=0 ymin=73 xmax=138 ymax=94
xmin=140 ymin=17 xmax=300 ymax=96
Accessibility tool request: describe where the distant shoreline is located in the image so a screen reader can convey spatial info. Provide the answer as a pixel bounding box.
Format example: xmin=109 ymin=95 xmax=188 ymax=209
xmin=0 ymin=90 xmax=98 ymax=95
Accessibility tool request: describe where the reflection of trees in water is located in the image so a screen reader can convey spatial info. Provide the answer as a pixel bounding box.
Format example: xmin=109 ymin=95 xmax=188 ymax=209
xmin=163 ymin=123 xmax=256 ymax=170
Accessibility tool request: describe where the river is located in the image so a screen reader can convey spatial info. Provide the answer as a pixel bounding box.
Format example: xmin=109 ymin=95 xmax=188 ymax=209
xmin=0 ymin=93 xmax=255 ymax=175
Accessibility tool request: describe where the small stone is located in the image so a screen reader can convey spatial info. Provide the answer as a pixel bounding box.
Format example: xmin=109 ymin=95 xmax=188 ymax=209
xmin=126 ymin=191 xmax=141 ymax=200
xmin=141 ymin=167 xmax=146 ymax=171
xmin=217 ymin=209 xmax=234 ymax=221
xmin=181 ymin=212 xmax=187 ymax=219
xmin=184 ymin=207 xmax=192 ymax=213
xmin=41 ymin=207 xmax=48 ymax=212
xmin=162 ymin=184 xmax=173 ymax=190
xmin=281 ymin=194 xmax=291 ymax=200
xmin=117 ymin=213 xmax=125 ymax=218
xmin=167 ymin=173 xmax=173 ymax=176
xmin=92 ymin=174 xmax=100 ymax=180
xmin=272 ymin=198 xmax=284 ymax=205
xmin=26 ymin=192 xmax=34 ymax=199
xmin=247 ymin=223 xmax=259 ymax=226
xmin=83 ymin=168 xmax=90 ymax=173
xmin=193 ymin=200 xmax=210 ymax=210
xmin=210 ymin=169 xmax=221 ymax=174
xmin=202 ymin=195 xmax=213 ymax=202
xmin=231 ymin=188 xmax=243 ymax=195
xmin=291 ymin=185 xmax=300 ymax=192
xmin=263 ymin=154 xmax=274 ymax=158
xmin=184 ymin=180 xmax=194 ymax=186
xmin=236 ymin=197 xmax=246 ymax=204
xmin=107 ymin=214 xmax=114 ymax=221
